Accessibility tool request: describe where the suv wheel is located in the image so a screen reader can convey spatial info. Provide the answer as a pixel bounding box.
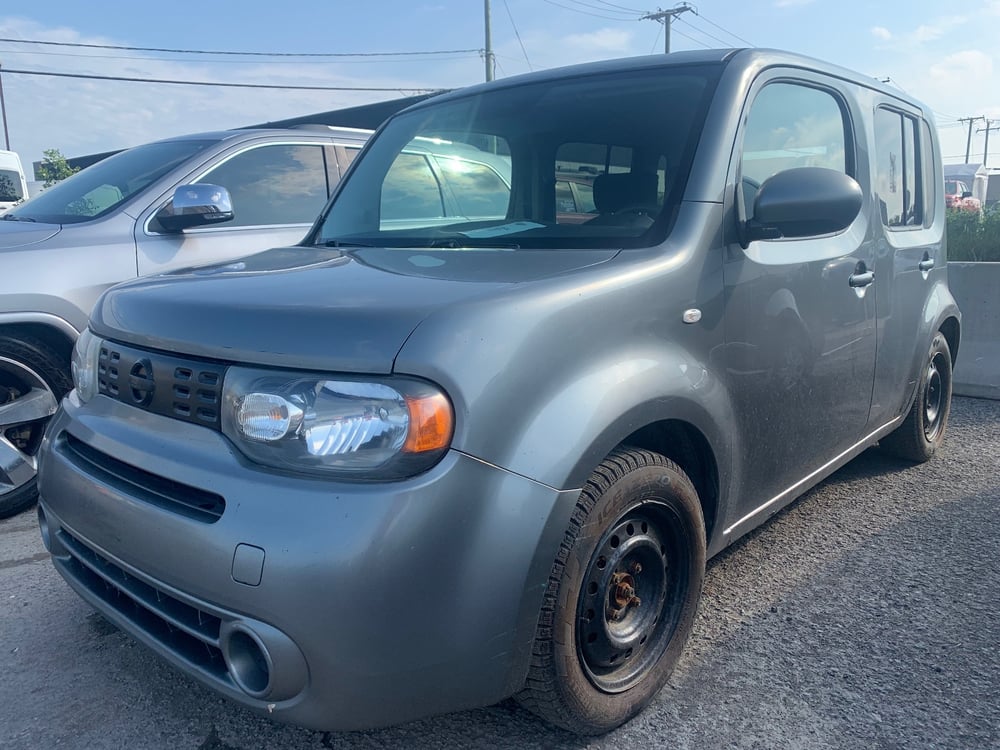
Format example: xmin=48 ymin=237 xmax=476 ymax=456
xmin=0 ymin=335 xmax=71 ymax=519
xmin=880 ymin=332 xmax=953 ymax=463
xmin=516 ymin=447 xmax=705 ymax=734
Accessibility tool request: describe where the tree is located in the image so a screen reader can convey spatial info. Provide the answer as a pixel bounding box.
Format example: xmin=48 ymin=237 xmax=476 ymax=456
xmin=36 ymin=148 xmax=78 ymax=188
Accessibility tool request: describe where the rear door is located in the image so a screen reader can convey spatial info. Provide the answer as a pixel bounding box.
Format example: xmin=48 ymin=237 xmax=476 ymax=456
xmin=135 ymin=138 xmax=362 ymax=275
xmin=722 ymin=72 xmax=877 ymax=515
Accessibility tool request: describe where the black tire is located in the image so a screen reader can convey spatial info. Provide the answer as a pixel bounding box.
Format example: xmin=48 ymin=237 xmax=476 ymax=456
xmin=0 ymin=334 xmax=72 ymax=519
xmin=880 ymin=332 xmax=952 ymax=463
xmin=516 ymin=447 xmax=706 ymax=734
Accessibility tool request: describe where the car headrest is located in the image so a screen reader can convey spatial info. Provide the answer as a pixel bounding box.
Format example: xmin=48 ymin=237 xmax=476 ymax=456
xmin=592 ymin=172 xmax=658 ymax=213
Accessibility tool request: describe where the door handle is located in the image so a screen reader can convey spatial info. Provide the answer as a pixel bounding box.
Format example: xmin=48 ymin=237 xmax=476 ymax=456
xmin=918 ymin=258 xmax=935 ymax=272
xmin=849 ymin=271 xmax=875 ymax=288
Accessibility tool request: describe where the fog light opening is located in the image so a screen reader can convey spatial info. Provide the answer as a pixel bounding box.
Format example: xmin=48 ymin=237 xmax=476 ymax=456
xmin=226 ymin=628 xmax=272 ymax=697
xmin=37 ymin=504 xmax=51 ymax=551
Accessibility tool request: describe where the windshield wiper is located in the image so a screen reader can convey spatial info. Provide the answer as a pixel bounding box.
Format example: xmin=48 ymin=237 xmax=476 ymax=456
xmin=1 ymin=214 xmax=35 ymax=222
xmin=318 ymin=239 xmax=375 ymax=248
xmin=393 ymin=238 xmax=521 ymax=250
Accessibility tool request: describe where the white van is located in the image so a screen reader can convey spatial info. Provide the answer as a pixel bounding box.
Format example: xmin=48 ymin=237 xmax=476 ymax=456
xmin=0 ymin=150 xmax=28 ymax=214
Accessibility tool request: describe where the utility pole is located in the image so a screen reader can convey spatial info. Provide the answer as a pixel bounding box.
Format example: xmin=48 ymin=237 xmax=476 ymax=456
xmin=978 ymin=119 xmax=1000 ymax=167
xmin=959 ymin=116 xmax=985 ymax=163
xmin=484 ymin=0 xmax=495 ymax=82
xmin=641 ymin=4 xmax=694 ymax=54
xmin=0 ymin=62 xmax=10 ymax=151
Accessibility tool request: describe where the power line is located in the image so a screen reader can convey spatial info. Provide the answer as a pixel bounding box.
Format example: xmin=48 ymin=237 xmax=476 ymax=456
xmin=502 ymin=0 xmax=533 ymax=71
xmin=676 ymin=16 xmax=734 ymax=47
xmin=594 ymin=0 xmax=644 ymax=12
xmin=670 ymin=26 xmax=712 ymax=49
xmin=693 ymin=10 xmax=755 ymax=46
xmin=0 ymin=36 xmax=478 ymax=58
xmin=0 ymin=67 xmax=441 ymax=93
xmin=572 ymin=0 xmax=635 ymax=16
xmin=540 ymin=0 xmax=632 ymax=21
xmin=0 ymin=47 xmax=480 ymax=65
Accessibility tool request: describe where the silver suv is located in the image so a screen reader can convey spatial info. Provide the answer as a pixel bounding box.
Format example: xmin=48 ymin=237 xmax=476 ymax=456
xmin=0 ymin=125 xmax=370 ymax=517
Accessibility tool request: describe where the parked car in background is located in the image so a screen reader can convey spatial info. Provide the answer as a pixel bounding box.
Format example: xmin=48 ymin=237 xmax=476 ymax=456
xmin=945 ymin=178 xmax=982 ymax=212
xmin=38 ymin=49 xmax=959 ymax=735
xmin=0 ymin=125 xmax=371 ymax=518
xmin=0 ymin=149 xmax=28 ymax=214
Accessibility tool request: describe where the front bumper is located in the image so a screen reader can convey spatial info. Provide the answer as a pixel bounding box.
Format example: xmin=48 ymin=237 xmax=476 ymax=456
xmin=38 ymin=393 xmax=576 ymax=730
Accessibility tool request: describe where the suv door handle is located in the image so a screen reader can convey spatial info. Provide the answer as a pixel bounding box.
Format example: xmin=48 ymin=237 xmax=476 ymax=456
xmin=849 ymin=271 xmax=875 ymax=288
xmin=918 ymin=258 xmax=935 ymax=272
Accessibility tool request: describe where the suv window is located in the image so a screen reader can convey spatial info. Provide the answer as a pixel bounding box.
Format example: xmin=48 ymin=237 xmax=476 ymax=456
xmin=875 ymin=108 xmax=922 ymax=228
xmin=741 ymin=82 xmax=848 ymax=217
xmin=199 ymin=144 xmax=329 ymax=227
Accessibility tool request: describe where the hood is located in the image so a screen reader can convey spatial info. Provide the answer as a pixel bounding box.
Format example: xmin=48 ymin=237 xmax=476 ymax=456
xmin=0 ymin=220 xmax=61 ymax=249
xmin=91 ymin=245 xmax=619 ymax=373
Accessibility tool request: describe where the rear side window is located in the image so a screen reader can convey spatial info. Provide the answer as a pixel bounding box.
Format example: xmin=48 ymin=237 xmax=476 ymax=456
xmin=921 ymin=120 xmax=936 ymax=227
xmin=874 ymin=108 xmax=923 ymax=228
xmin=741 ymin=82 xmax=849 ymax=218
xmin=0 ymin=169 xmax=24 ymax=201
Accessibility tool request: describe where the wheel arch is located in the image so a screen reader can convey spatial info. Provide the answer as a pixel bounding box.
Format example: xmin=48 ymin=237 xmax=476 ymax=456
xmin=0 ymin=319 xmax=77 ymax=370
xmin=620 ymin=420 xmax=720 ymax=544
xmin=938 ymin=314 xmax=960 ymax=367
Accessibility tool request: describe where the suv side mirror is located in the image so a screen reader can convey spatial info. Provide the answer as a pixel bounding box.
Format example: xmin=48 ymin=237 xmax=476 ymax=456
xmin=155 ymin=184 xmax=234 ymax=233
xmin=961 ymin=190 xmax=972 ymax=199
xmin=744 ymin=167 xmax=862 ymax=244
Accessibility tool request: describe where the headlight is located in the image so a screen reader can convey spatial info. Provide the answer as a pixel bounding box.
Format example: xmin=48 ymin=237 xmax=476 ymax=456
xmin=70 ymin=329 xmax=102 ymax=403
xmin=222 ymin=367 xmax=453 ymax=479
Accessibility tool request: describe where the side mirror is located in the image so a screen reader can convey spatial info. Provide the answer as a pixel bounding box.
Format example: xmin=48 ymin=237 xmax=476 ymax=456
xmin=744 ymin=167 xmax=863 ymax=244
xmin=961 ymin=191 xmax=972 ymax=199
xmin=155 ymin=184 xmax=234 ymax=233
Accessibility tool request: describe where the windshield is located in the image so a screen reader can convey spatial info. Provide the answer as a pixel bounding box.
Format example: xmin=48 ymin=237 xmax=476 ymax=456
xmin=0 ymin=169 xmax=24 ymax=202
xmin=8 ymin=139 xmax=217 ymax=224
xmin=314 ymin=64 xmax=720 ymax=250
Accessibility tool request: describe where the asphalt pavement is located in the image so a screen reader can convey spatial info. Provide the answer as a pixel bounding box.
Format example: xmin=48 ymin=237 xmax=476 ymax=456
xmin=2 ymin=396 xmax=998 ymax=750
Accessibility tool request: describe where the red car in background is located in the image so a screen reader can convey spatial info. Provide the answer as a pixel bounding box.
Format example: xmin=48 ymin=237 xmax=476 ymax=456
xmin=945 ymin=179 xmax=982 ymax=212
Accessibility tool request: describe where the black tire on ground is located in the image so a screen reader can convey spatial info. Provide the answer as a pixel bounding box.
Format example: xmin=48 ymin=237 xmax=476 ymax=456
xmin=516 ymin=447 xmax=706 ymax=735
xmin=0 ymin=334 xmax=72 ymax=519
xmin=880 ymin=332 xmax=953 ymax=463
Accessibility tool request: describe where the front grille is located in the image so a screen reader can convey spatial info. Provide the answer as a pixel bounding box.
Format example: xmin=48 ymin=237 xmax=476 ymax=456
xmin=98 ymin=342 xmax=227 ymax=430
xmin=60 ymin=433 xmax=226 ymax=523
xmin=55 ymin=526 xmax=231 ymax=686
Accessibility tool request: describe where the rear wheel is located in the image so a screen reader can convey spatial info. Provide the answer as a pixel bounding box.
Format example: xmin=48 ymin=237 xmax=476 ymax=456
xmin=0 ymin=335 xmax=71 ymax=519
xmin=880 ymin=332 xmax=953 ymax=463
xmin=516 ymin=448 xmax=705 ymax=734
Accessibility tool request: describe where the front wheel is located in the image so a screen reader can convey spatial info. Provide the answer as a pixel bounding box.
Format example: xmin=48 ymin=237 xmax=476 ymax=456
xmin=0 ymin=335 xmax=72 ymax=519
xmin=880 ymin=332 xmax=953 ymax=463
xmin=516 ymin=448 xmax=706 ymax=734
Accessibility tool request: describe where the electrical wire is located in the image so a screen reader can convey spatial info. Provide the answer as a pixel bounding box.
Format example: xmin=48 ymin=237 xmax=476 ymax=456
xmin=572 ymin=1 xmax=636 ymax=16
xmin=502 ymin=0 xmax=533 ymax=71
xmin=540 ymin=0 xmax=633 ymax=21
xmin=676 ymin=17 xmax=735 ymax=48
xmin=594 ymin=0 xmax=644 ymax=12
xmin=691 ymin=9 xmax=756 ymax=46
xmin=0 ymin=67 xmax=441 ymax=93
xmin=0 ymin=47 xmax=481 ymax=65
xmin=0 ymin=36 xmax=478 ymax=58
xmin=669 ymin=26 xmax=712 ymax=49
xmin=649 ymin=22 xmax=664 ymax=54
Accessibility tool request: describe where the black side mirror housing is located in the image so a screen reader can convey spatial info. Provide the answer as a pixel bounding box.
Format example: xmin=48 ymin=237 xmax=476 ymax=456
xmin=744 ymin=167 xmax=863 ymax=244
xmin=155 ymin=184 xmax=235 ymax=233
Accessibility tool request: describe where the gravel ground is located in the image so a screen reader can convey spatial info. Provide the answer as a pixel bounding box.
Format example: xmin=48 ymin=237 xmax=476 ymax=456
xmin=2 ymin=396 xmax=998 ymax=750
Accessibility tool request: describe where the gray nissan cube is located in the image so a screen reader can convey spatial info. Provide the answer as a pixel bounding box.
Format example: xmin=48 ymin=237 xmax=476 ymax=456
xmin=37 ymin=48 xmax=960 ymax=735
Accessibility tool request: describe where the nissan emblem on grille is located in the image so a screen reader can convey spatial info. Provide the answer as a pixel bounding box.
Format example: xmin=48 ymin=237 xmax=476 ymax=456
xmin=128 ymin=358 xmax=156 ymax=406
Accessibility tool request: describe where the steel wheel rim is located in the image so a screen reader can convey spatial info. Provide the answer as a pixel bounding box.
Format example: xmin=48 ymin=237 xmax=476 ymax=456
xmin=923 ymin=354 xmax=945 ymax=442
xmin=576 ymin=505 xmax=688 ymax=694
xmin=0 ymin=356 xmax=59 ymax=496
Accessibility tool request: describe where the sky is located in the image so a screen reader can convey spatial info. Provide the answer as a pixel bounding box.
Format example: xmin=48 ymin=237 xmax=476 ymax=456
xmin=1 ymin=0 xmax=998 ymax=171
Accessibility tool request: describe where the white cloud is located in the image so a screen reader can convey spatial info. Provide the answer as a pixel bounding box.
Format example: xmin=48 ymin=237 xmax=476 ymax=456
xmin=871 ymin=26 xmax=893 ymax=41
